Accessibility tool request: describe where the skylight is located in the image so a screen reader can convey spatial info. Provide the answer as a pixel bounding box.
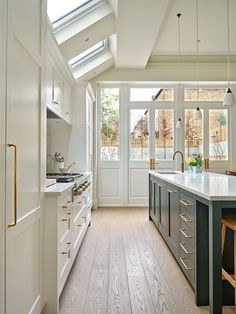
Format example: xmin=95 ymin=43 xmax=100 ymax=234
xmin=47 ymin=0 xmax=104 ymax=24
xmin=69 ymin=40 xmax=106 ymax=68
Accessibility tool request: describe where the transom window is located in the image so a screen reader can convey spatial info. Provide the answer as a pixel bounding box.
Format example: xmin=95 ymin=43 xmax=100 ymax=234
xmin=184 ymin=88 xmax=226 ymax=101
xmin=130 ymin=88 xmax=174 ymax=101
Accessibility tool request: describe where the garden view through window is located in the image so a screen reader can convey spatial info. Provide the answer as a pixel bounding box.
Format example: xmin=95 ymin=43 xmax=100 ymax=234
xmin=184 ymin=88 xmax=226 ymax=101
xmin=155 ymin=109 xmax=174 ymax=160
xmin=209 ymin=110 xmax=228 ymax=160
xmin=130 ymin=109 xmax=149 ymax=160
xmin=100 ymin=88 xmax=119 ymax=161
xmin=185 ymin=109 xmax=203 ymax=159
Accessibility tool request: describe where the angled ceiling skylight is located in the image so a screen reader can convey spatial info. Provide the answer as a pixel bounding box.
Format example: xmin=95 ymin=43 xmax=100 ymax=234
xmin=69 ymin=40 xmax=107 ymax=68
xmin=47 ymin=0 xmax=104 ymax=24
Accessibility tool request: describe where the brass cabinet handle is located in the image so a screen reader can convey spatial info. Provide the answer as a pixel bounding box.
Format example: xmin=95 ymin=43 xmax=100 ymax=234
xmin=180 ymin=213 xmax=192 ymax=223
xmin=62 ymin=212 xmax=72 ymax=229
xmin=180 ymin=199 xmax=192 ymax=207
xmin=180 ymin=242 xmax=193 ymax=255
xmin=180 ymin=228 xmax=193 ymax=238
xmin=62 ymin=242 xmax=72 ymax=258
xmin=180 ymin=257 xmax=193 ymax=270
xmin=8 ymin=144 xmax=17 ymax=228
xmin=62 ymin=201 xmax=72 ymax=209
xmin=167 ymin=188 xmax=177 ymax=193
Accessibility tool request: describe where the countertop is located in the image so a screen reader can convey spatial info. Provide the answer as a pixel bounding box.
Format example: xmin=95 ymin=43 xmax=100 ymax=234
xmin=45 ymin=172 xmax=92 ymax=196
xmin=149 ymin=171 xmax=236 ymax=201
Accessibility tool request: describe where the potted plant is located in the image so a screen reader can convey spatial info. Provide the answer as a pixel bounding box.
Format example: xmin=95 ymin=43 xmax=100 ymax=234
xmin=187 ymin=154 xmax=203 ymax=173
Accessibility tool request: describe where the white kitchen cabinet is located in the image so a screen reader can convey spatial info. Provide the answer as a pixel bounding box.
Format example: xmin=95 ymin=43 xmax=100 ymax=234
xmin=44 ymin=174 xmax=92 ymax=313
xmin=1 ymin=0 xmax=46 ymax=313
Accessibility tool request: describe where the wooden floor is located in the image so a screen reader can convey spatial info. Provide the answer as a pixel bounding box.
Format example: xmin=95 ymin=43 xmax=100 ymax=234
xmin=60 ymin=207 xmax=234 ymax=314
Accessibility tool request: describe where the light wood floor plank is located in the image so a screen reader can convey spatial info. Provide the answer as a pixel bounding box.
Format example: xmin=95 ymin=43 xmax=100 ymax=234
xmin=108 ymin=209 xmax=132 ymax=314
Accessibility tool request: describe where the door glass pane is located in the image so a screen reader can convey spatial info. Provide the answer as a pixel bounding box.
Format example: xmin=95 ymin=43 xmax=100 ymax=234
xmin=130 ymin=88 xmax=174 ymax=101
xmin=184 ymin=88 xmax=226 ymax=101
xmin=155 ymin=109 xmax=174 ymax=160
xmin=130 ymin=109 xmax=149 ymax=160
xmin=209 ymin=110 xmax=228 ymax=160
xmin=100 ymin=88 xmax=119 ymax=161
xmin=185 ymin=109 xmax=203 ymax=159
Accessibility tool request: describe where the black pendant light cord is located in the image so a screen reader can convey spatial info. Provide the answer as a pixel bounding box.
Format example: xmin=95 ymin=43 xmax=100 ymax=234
xmin=196 ymin=0 xmax=199 ymax=104
xmin=177 ymin=13 xmax=181 ymax=122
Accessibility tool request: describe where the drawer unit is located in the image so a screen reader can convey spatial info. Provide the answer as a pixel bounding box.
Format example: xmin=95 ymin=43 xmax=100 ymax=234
xmin=179 ymin=250 xmax=194 ymax=286
xmin=58 ymin=231 xmax=72 ymax=295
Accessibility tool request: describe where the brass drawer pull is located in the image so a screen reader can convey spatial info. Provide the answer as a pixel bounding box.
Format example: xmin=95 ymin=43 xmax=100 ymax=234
xmin=167 ymin=188 xmax=177 ymax=193
xmin=180 ymin=228 xmax=193 ymax=238
xmin=180 ymin=213 xmax=192 ymax=223
xmin=62 ymin=242 xmax=72 ymax=258
xmin=62 ymin=202 xmax=71 ymax=209
xmin=180 ymin=242 xmax=193 ymax=255
xmin=180 ymin=257 xmax=193 ymax=270
xmin=180 ymin=199 xmax=192 ymax=206
xmin=62 ymin=213 xmax=72 ymax=229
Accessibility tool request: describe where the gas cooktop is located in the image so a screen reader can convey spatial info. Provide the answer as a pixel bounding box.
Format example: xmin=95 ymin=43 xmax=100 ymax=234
xmin=46 ymin=172 xmax=83 ymax=183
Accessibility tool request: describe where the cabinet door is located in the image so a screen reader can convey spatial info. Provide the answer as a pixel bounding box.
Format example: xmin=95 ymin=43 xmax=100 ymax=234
xmin=166 ymin=186 xmax=179 ymax=257
xmin=5 ymin=0 xmax=44 ymax=313
xmin=149 ymin=177 xmax=155 ymax=221
xmin=46 ymin=56 xmax=54 ymax=105
xmin=158 ymin=181 xmax=167 ymax=236
xmin=53 ymin=66 xmax=63 ymax=111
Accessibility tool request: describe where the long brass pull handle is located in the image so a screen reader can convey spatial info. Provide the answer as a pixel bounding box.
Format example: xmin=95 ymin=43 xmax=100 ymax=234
xmin=180 ymin=257 xmax=193 ymax=270
xmin=62 ymin=242 xmax=72 ymax=258
xmin=180 ymin=213 xmax=192 ymax=223
xmin=180 ymin=228 xmax=193 ymax=238
xmin=62 ymin=201 xmax=72 ymax=209
xmin=180 ymin=199 xmax=192 ymax=207
xmin=8 ymin=144 xmax=17 ymax=228
xmin=180 ymin=242 xmax=193 ymax=255
xmin=167 ymin=189 xmax=177 ymax=193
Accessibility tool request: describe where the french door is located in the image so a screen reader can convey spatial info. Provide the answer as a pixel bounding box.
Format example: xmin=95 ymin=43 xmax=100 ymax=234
xmin=128 ymin=106 xmax=175 ymax=205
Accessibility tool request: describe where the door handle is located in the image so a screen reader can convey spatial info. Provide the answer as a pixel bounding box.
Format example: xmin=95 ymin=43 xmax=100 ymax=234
xmin=8 ymin=144 xmax=17 ymax=228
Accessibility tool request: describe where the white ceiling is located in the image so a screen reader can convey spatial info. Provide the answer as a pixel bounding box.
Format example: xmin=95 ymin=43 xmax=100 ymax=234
xmin=52 ymin=0 xmax=236 ymax=81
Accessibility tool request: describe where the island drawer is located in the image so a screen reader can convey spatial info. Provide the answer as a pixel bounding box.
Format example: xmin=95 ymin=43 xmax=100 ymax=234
xmin=179 ymin=251 xmax=194 ymax=286
xmin=179 ymin=240 xmax=194 ymax=264
xmin=180 ymin=220 xmax=195 ymax=248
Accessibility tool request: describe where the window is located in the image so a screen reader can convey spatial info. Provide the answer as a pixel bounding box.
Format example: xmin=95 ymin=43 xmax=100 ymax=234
xmin=130 ymin=88 xmax=174 ymax=101
xmin=209 ymin=110 xmax=228 ymax=160
xmin=100 ymin=88 xmax=119 ymax=161
xmin=184 ymin=88 xmax=226 ymax=101
xmin=185 ymin=109 xmax=203 ymax=159
xmin=130 ymin=110 xmax=149 ymax=161
xmin=69 ymin=40 xmax=106 ymax=68
xmin=155 ymin=109 xmax=174 ymax=160
xmin=47 ymin=0 xmax=104 ymax=25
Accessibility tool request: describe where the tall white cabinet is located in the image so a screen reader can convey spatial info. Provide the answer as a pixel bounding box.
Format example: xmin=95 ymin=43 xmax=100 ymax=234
xmin=1 ymin=0 xmax=46 ymax=313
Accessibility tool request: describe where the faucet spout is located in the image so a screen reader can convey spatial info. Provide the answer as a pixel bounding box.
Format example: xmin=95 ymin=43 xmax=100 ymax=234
xmin=173 ymin=151 xmax=185 ymax=173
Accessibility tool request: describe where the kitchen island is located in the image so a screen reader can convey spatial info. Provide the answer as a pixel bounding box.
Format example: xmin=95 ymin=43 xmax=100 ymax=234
xmin=149 ymin=171 xmax=236 ymax=314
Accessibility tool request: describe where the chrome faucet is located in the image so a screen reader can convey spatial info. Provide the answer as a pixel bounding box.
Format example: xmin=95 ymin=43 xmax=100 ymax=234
xmin=173 ymin=151 xmax=185 ymax=173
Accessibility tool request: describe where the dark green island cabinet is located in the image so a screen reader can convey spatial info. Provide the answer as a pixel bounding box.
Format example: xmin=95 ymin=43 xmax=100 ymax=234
xmin=149 ymin=172 xmax=236 ymax=314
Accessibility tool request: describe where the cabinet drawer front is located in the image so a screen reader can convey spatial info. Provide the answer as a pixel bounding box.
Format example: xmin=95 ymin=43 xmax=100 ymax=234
xmin=58 ymin=191 xmax=72 ymax=210
xmin=179 ymin=252 xmax=194 ymax=286
xmin=58 ymin=231 xmax=72 ymax=295
xmin=73 ymin=195 xmax=86 ymax=219
xmin=180 ymin=241 xmax=194 ymax=264
xmin=180 ymin=220 xmax=195 ymax=248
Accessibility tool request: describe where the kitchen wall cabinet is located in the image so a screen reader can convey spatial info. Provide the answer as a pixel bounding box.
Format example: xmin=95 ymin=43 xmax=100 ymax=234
xmin=1 ymin=0 xmax=46 ymax=313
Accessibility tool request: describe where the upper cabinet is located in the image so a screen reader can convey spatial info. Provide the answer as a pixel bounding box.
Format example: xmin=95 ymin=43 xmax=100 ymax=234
xmin=46 ymin=37 xmax=74 ymax=124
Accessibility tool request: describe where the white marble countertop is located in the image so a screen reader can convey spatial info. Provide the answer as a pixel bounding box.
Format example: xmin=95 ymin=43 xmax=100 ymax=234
xmin=149 ymin=171 xmax=236 ymax=201
xmin=45 ymin=172 xmax=92 ymax=196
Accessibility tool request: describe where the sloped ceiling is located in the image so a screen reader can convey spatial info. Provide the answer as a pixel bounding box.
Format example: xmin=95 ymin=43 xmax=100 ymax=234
xmin=51 ymin=0 xmax=236 ymax=81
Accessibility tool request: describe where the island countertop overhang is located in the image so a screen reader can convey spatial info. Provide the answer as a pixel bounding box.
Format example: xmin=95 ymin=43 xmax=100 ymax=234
xmin=149 ymin=171 xmax=236 ymax=201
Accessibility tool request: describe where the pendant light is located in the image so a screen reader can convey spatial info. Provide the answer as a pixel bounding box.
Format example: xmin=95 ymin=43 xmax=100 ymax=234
xmin=194 ymin=0 xmax=202 ymax=120
xmin=223 ymin=0 xmax=235 ymax=106
xmin=176 ymin=13 xmax=183 ymax=128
